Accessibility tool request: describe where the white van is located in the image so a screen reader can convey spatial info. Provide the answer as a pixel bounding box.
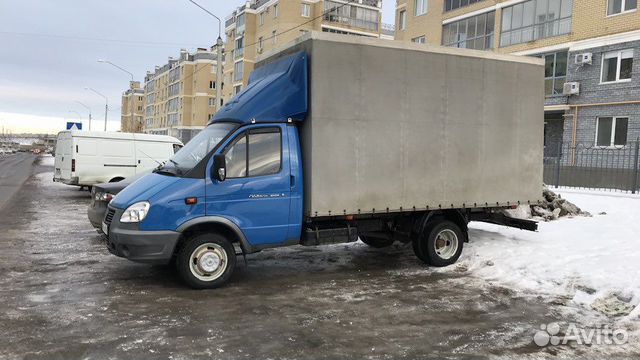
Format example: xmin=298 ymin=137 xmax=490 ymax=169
xmin=53 ymin=131 xmax=183 ymax=186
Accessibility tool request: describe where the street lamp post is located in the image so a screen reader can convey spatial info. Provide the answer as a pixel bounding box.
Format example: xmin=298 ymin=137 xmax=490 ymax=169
xmin=187 ymin=0 xmax=223 ymax=113
xmin=85 ymin=87 xmax=108 ymax=131
xmin=98 ymin=59 xmax=139 ymax=132
xmin=75 ymin=101 xmax=92 ymax=131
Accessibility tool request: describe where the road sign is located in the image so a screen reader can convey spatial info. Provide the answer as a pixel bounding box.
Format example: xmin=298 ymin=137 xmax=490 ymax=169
xmin=66 ymin=122 xmax=82 ymax=130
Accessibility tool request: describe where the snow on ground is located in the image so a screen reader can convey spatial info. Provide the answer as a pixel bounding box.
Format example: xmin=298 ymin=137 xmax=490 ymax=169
xmin=449 ymin=188 xmax=640 ymax=322
xmin=38 ymin=154 xmax=55 ymax=167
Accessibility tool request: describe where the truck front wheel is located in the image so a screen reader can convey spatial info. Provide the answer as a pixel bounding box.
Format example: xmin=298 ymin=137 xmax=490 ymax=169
xmin=176 ymin=233 xmax=236 ymax=289
xmin=413 ymin=220 xmax=464 ymax=267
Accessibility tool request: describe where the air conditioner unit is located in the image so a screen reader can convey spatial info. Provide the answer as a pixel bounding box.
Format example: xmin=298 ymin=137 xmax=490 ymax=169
xmin=575 ymin=52 xmax=593 ymax=65
xmin=563 ymin=82 xmax=580 ymax=96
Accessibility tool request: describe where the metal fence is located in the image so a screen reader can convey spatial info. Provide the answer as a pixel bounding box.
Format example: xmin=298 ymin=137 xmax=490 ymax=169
xmin=543 ymin=140 xmax=640 ymax=193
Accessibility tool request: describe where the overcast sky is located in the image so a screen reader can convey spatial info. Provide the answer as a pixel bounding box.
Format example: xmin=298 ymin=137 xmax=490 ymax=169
xmin=0 ymin=0 xmax=396 ymax=133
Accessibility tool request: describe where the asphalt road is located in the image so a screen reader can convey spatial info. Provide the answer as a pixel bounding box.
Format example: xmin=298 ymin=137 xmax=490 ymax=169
xmin=0 ymin=152 xmax=36 ymax=210
xmin=0 ymin=157 xmax=633 ymax=359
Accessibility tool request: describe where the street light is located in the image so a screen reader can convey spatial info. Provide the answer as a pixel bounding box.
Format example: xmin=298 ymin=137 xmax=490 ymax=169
xmin=97 ymin=59 xmax=134 ymax=82
xmin=187 ymin=0 xmax=223 ymax=113
xmin=98 ymin=59 xmax=139 ymax=132
xmin=85 ymin=87 xmax=108 ymax=131
xmin=75 ymin=101 xmax=92 ymax=131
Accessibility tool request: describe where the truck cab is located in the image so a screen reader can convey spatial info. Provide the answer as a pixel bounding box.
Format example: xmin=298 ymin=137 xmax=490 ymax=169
xmin=105 ymin=53 xmax=308 ymax=289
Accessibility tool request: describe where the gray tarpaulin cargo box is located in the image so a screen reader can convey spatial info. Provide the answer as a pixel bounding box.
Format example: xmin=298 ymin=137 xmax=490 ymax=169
xmin=257 ymin=32 xmax=544 ymax=218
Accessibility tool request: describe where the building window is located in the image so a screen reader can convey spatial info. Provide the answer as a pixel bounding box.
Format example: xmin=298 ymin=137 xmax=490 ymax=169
xmin=272 ymin=30 xmax=277 ymax=44
xmin=444 ymin=0 xmax=485 ymax=12
xmin=415 ymin=0 xmax=428 ymax=16
xmin=411 ymin=35 xmax=426 ymax=43
xmin=601 ymin=49 xmax=634 ymax=83
xmin=442 ymin=11 xmax=495 ymax=50
xmin=234 ymin=61 xmax=244 ymax=82
xmin=235 ymin=36 xmax=244 ymax=59
xmin=209 ymin=98 xmax=216 ymax=107
xmin=596 ymin=117 xmax=628 ymax=147
xmin=258 ymin=37 xmax=263 ymax=50
xmin=209 ymin=81 xmax=215 ymax=89
xmin=399 ymin=10 xmax=407 ymax=30
xmin=259 ymin=12 xmax=265 ymax=25
xmin=542 ymin=50 xmax=568 ymax=96
xmin=301 ymin=3 xmax=311 ymax=17
xmin=234 ymin=85 xmax=242 ymax=94
xmin=500 ymin=0 xmax=573 ymax=47
xmin=608 ymin=0 xmax=637 ymax=15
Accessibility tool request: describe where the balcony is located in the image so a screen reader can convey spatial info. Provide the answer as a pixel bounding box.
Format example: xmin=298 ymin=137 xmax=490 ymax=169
xmin=323 ymin=13 xmax=379 ymax=32
xmin=225 ymin=16 xmax=235 ymax=28
xmin=360 ymin=0 xmax=380 ymax=7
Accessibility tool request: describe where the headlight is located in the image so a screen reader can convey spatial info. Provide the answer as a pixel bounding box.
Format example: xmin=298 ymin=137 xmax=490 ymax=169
xmin=94 ymin=192 xmax=114 ymax=202
xmin=120 ymin=201 xmax=150 ymax=223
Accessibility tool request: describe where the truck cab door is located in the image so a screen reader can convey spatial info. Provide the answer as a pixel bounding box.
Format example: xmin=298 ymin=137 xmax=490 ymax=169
xmin=205 ymin=124 xmax=292 ymax=247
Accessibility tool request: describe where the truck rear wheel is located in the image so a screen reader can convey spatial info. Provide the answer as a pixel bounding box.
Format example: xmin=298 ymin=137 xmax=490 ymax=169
xmin=413 ymin=220 xmax=463 ymax=267
xmin=359 ymin=234 xmax=394 ymax=248
xmin=176 ymin=233 xmax=236 ymax=289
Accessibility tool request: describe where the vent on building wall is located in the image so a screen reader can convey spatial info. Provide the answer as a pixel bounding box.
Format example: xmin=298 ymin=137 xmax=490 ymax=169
xmin=563 ymin=82 xmax=580 ymax=96
xmin=574 ymin=53 xmax=593 ymax=65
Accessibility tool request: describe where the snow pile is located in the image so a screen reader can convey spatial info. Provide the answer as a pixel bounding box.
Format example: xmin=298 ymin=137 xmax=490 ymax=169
xmin=504 ymin=186 xmax=590 ymax=221
xmin=451 ymin=188 xmax=640 ymax=321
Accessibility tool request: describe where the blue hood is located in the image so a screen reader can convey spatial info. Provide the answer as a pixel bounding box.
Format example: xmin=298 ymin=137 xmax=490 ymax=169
xmin=109 ymin=173 xmax=179 ymax=209
xmin=210 ymin=51 xmax=308 ymax=124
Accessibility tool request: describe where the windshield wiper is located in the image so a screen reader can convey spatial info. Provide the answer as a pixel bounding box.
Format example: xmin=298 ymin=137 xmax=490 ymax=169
xmin=153 ymin=168 xmax=177 ymax=177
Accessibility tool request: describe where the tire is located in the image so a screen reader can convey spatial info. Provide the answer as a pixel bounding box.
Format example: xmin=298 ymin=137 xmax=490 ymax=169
xmin=359 ymin=234 xmax=394 ymax=248
xmin=176 ymin=233 xmax=236 ymax=289
xmin=413 ymin=220 xmax=464 ymax=267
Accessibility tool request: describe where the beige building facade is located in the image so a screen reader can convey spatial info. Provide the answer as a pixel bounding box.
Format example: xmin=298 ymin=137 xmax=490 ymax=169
xmin=395 ymin=0 xmax=640 ymax=168
xmin=120 ymin=81 xmax=144 ymax=133
xmin=142 ymin=48 xmax=220 ymax=143
xmin=223 ymin=0 xmax=388 ymax=102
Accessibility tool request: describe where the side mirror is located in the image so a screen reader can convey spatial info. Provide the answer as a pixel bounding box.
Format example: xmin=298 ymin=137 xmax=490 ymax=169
xmin=213 ymin=154 xmax=226 ymax=181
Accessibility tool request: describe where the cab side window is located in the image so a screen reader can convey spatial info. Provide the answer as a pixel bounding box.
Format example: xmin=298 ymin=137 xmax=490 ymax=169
xmin=224 ymin=128 xmax=281 ymax=178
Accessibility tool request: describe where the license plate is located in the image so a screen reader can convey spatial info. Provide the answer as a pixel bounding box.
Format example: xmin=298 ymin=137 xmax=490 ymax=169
xmin=102 ymin=222 xmax=109 ymax=236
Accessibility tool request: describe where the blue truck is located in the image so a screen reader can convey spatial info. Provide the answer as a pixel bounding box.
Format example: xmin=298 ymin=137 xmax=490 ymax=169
xmin=103 ymin=34 xmax=544 ymax=289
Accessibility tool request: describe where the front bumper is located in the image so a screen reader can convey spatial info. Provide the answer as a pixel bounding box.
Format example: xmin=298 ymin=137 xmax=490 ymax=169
xmin=87 ymin=200 xmax=107 ymax=229
xmin=105 ymin=208 xmax=180 ymax=265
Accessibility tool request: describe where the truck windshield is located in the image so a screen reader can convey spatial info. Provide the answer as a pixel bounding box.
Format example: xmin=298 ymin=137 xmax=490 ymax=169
xmin=155 ymin=122 xmax=236 ymax=176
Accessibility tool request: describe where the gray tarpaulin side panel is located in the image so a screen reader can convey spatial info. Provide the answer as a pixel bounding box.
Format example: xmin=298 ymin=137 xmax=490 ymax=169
xmin=256 ymin=33 xmax=544 ymax=217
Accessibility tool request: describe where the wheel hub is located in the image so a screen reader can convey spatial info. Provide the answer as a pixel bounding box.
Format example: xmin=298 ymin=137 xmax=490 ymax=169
xmin=189 ymin=243 xmax=228 ymax=281
xmin=434 ymin=229 xmax=458 ymax=260
xmin=198 ymin=252 xmax=221 ymax=273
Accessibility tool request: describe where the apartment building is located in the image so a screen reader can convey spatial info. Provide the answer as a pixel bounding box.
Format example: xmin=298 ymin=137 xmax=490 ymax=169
xmin=223 ymin=0 xmax=386 ymax=101
xmin=120 ymin=81 xmax=144 ymax=133
xmin=395 ymin=0 xmax=640 ymax=166
xmin=142 ymin=48 xmax=220 ymax=143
